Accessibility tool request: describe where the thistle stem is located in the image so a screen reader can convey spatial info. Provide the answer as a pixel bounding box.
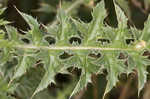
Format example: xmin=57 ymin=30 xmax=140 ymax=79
xmin=16 ymin=45 xmax=135 ymax=51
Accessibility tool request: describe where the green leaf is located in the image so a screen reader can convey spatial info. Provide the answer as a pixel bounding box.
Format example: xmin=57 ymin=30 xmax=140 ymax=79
xmin=0 ymin=19 xmax=10 ymax=26
xmin=32 ymin=51 xmax=62 ymax=98
xmin=69 ymin=51 xmax=101 ymax=98
xmin=141 ymin=15 xmax=150 ymax=42
xmin=128 ymin=52 xmax=150 ymax=95
xmin=86 ymin=0 xmax=106 ymax=43
xmin=57 ymin=9 xmax=70 ymax=41
xmin=12 ymin=56 xmax=28 ymax=81
xmin=69 ymin=73 xmax=90 ymax=99
xmin=15 ymin=8 xmax=43 ymax=45
xmin=32 ymin=61 xmax=55 ymax=98
xmin=71 ymin=18 xmax=88 ymax=36
xmin=131 ymin=27 xmax=142 ymax=41
xmin=0 ymin=8 xmax=6 ymax=15
xmin=5 ymin=26 xmax=20 ymax=42
xmin=0 ymin=30 xmax=5 ymax=39
xmin=0 ymin=77 xmax=17 ymax=99
xmin=0 ymin=40 xmax=13 ymax=48
xmin=11 ymin=54 xmax=36 ymax=82
xmin=99 ymin=52 xmax=125 ymax=96
xmin=137 ymin=63 xmax=147 ymax=95
xmin=114 ymin=1 xmax=127 ymax=28
xmin=0 ymin=2 xmax=150 ymax=99
xmin=0 ymin=48 xmax=9 ymax=62
xmin=15 ymin=7 xmax=39 ymax=29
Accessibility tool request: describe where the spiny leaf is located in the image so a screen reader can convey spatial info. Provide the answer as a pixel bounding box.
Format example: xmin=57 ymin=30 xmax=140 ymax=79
xmin=11 ymin=54 xmax=36 ymax=82
xmin=0 ymin=8 xmax=11 ymax=26
xmin=0 ymin=77 xmax=17 ymax=99
xmin=5 ymin=26 xmax=19 ymax=42
xmin=131 ymin=27 xmax=142 ymax=41
xmin=71 ymin=18 xmax=88 ymax=36
xmin=137 ymin=64 xmax=147 ymax=96
xmin=32 ymin=63 xmax=55 ymax=98
xmin=0 ymin=19 xmax=10 ymax=26
xmin=11 ymin=56 xmax=28 ymax=81
xmin=101 ymin=52 xmax=125 ymax=97
xmin=128 ymin=52 xmax=150 ymax=95
xmin=114 ymin=1 xmax=128 ymax=28
xmin=15 ymin=7 xmax=39 ymax=29
xmin=0 ymin=8 xmax=6 ymax=15
xmin=15 ymin=7 xmax=43 ymax=45
xmin=113 ymin=1 xmax=130 ymax=46
xmin=57 ymin=12 xmax=81 ymax=46
xmin=0 ymin=40 xmax=13 ymax=48
xmin=86 ymin=0 xmax=106 ymax=43
xmin=141 ymin=15 xmax=150 ymax=43
xmin=0 ymin=1 xmax=150 ymax=99
xmin=69 ymin=73 xmax=90 ymax=99
xmin=57 ymin=9 xmax=70 ymax=42
xmin=32 ymin=51 xmax=61 ymax=98
xmin=69 ymin=51 xmax=100 ymax=98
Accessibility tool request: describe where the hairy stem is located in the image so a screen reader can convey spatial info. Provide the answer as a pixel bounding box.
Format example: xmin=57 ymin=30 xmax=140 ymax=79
xmin=16 ymin=45 xmax=135 ymax=51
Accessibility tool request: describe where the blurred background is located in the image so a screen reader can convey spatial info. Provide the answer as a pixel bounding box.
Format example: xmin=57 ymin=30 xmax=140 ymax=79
xmin=1 ymin=0 xmax=150 ymax=99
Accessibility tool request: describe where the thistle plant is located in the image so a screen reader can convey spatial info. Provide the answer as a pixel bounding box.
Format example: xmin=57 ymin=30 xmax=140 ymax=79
xmin=0 ymin=0 xmax=150 ymax=99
